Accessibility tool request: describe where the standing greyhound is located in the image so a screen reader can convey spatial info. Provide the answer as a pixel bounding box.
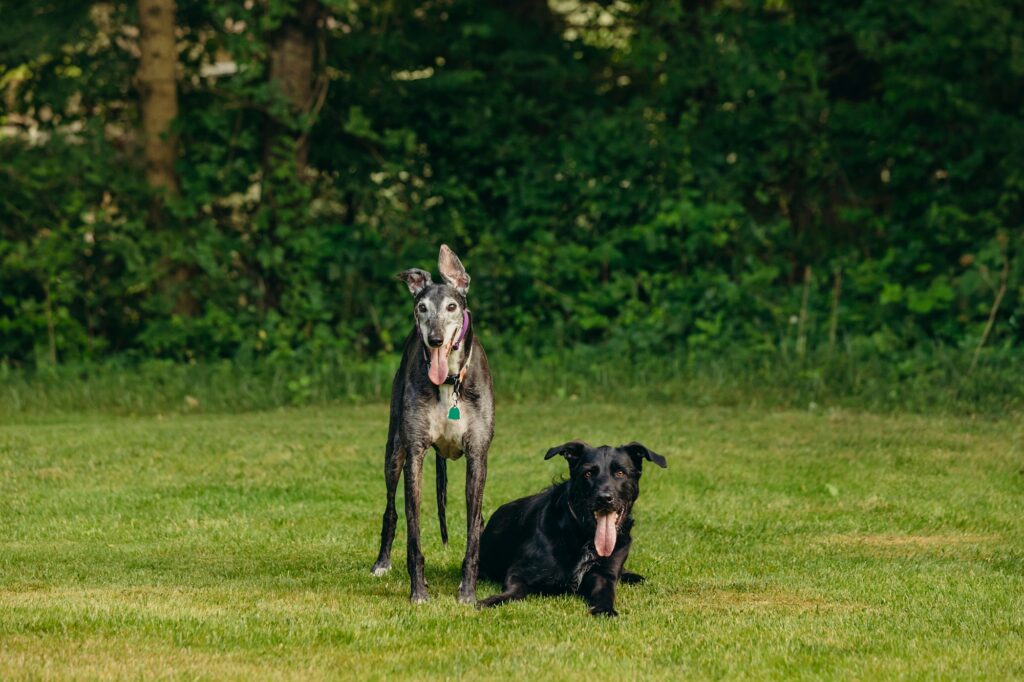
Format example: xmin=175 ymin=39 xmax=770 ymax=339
xmin=371 ymin=245 xmax=495 ymax=604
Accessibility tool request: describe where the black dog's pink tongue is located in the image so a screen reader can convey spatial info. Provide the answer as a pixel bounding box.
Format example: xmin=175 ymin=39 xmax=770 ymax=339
xmin=428 ymin=344 xmax=449 ymax=385
xmin=594 ymin=512 xmax=618 ymax=557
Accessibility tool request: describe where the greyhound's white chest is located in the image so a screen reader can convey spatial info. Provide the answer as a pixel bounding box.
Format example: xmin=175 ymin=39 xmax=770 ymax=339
xmin=430 ymin=385 xmax=468 ymax=460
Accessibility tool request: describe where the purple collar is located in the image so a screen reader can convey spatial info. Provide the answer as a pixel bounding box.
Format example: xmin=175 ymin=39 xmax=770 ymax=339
xmin=452 ymin=310 xmax=470 ymax=351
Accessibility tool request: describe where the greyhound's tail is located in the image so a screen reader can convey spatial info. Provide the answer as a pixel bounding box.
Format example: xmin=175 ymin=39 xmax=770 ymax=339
xmin=436 ymin=453 xmax=449 ymax=546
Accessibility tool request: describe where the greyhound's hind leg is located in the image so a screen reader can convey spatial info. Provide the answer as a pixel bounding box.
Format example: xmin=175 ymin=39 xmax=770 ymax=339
xmin=371 ymin=438 xmax=405 ymax=576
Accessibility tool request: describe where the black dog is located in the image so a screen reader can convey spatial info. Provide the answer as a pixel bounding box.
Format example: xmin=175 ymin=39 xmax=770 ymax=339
xmin=477 ymin=440 xmax=666 ymax=616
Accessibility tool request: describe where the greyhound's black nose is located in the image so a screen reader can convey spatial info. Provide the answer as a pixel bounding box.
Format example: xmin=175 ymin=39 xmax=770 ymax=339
xmin=427 ymin=335 xmax=444 ymax=348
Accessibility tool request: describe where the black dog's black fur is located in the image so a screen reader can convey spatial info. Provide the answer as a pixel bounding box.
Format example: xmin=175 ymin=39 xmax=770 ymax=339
xmin=478 ymin=440 xmax=666 ymax=616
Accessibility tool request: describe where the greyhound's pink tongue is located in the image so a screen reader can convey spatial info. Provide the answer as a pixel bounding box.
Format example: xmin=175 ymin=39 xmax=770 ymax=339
xmin=428 ymin=345 xmax=448 ymax=385
xmin=594 ymin=512 xmax=618 ymax=557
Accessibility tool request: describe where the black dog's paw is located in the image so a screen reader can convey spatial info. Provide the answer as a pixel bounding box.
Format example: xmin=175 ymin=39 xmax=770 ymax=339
xmin=476 ymin=596 xmax=501 ymax=609
xmin=620 ymin=571 xmax=646 ymax=585
xmin=589 ymin=605 xmax=619 ymax=617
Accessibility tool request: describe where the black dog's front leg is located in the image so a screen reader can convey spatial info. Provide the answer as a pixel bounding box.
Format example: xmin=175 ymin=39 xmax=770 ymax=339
xmin=580 ymin=571 xmax=618 ymax=617
xmin=620 ymin=571 xmax=645 ymax=584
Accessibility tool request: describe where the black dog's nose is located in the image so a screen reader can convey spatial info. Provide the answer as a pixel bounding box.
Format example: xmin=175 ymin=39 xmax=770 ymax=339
xmin=597 ymin=491 xmax=614 ymax=504
xmin=427 ymin=335 xmax=444 ymax=348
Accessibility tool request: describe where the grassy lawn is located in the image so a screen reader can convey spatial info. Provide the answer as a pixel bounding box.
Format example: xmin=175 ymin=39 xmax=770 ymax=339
xmin=1 ymin=402 xmax=1022 ymax=679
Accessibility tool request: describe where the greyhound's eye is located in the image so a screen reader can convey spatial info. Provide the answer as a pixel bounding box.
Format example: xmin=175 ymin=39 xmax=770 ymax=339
xmin=583 ymin=470 xmax=593 ymax=479
xmin=447 ymin=303 xmax=457 ymax=312
xmin=417 ymin=303 xmax=427 ymax=313
xmin=614 ymin=470 xmax=626 ymax=478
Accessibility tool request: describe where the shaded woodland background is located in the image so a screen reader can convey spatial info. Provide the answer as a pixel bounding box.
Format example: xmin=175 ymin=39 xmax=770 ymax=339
xmin=0 ymin=1 xmax=1022 ymax=404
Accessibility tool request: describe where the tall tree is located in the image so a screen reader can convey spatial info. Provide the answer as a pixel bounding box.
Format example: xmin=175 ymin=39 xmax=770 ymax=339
xmin=137 ymin=0 xmax=179 ymax=194
xmin=266 ymin=0 xmax=320 ymax=171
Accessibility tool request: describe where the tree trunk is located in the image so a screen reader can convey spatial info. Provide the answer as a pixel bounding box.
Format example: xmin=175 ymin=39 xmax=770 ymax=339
xmin=266 ymin=0 xmax=319 ymax=170
xmin=137 ymin=0 xmax=179 ymax=194
xmin=498 ymin=0 xmax=560 ymax=30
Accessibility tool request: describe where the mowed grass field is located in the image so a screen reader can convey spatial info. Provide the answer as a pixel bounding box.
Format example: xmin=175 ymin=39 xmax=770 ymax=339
xmin=1 ymin=403 xmax=1022 ymax=680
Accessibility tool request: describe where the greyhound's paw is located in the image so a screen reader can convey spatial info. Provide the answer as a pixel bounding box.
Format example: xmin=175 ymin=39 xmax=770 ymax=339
xmin=410 ymin=591 xmax=429 ymax=604
xmin=457 ymin=590 xmax=477 ymax=605
xmin=370 ymin=562 xmax=391 ymax=577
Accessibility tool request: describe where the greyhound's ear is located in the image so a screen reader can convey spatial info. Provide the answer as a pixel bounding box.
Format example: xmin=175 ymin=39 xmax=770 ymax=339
xmin=544 ymin=440 xmax=590 ymax=466
xmin=438 ymin=244 xmax=471 ymax=294
xmin=396 ymin=268 xmax=432 ymax=296
xmin=620 ymin=442 xmax=667 ymax=469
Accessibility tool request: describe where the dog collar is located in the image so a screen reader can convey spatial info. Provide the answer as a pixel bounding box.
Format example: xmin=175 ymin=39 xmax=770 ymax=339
xmin=445 ymin=347 xmax=472 ymax=387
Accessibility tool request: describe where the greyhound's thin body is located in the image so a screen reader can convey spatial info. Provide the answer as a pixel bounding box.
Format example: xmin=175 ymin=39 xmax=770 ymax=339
xmin=371 ymin=245 xmax=495 ymax=604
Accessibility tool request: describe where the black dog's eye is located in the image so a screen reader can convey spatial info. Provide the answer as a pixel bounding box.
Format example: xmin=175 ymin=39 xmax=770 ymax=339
xmin=614 ymin=470 xmax=626 ymax=478
xmin=583 ymin=471 xmax=592 ymax=479
xmin=447 ymin=303 xmax=457 ymax=312
xmin=417 ymin=303 xmax=427 ymax=313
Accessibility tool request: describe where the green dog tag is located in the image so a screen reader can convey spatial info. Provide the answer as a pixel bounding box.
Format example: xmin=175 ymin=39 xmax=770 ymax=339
xmin=447 ymin=405 xmax=461 ymax=421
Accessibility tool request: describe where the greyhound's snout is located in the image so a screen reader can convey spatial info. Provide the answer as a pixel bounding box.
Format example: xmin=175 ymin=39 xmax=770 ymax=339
xmin=427 ymin=334 xmax=444 ymax=347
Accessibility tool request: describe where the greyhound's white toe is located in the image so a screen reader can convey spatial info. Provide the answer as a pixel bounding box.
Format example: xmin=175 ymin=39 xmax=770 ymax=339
xmin=371 ymin=563 xmax=391 ymax=577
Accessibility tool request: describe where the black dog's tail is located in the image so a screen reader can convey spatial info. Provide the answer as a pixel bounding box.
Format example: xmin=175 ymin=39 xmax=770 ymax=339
xmin=436 ymin=453 xmax=448 ymax=546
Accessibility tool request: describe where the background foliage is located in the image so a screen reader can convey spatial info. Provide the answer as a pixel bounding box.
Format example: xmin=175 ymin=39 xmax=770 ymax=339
xmin=1 ymin=1 xmax=1022 ymax=396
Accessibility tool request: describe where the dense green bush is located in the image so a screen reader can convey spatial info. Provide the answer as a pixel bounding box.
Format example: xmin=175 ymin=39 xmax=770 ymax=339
xmin=1 ymin=0 xmax=1021 ymax=369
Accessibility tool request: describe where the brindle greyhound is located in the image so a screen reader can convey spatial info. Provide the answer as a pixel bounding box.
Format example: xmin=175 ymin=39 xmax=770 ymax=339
xmin=370 ymin=245 xmax=495 ymax=604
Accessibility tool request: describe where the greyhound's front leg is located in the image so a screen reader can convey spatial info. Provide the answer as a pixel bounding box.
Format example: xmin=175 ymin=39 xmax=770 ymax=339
xmin=371 ymin=437 xmax=405 ymax=576
xmin=404 ymin=446 xmax=429 ymax=603
xmin=458 ymin=450 xmax=488 ymax=604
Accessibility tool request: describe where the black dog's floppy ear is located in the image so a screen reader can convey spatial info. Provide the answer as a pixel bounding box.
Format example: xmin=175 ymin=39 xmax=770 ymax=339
xmin=397 ymin=268 xmax=432 ymax=296
xmin=620 ymin=442 xmax=667 ymax=469
xmin=438 ymin=244 xmax=471 ymax=294
xmin=544 ymin=440 xmax=590 ymax=465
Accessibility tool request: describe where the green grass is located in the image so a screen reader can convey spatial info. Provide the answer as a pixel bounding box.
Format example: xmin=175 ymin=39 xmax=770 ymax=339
xmin=1 ymin=402 xmax=1023 ymax=679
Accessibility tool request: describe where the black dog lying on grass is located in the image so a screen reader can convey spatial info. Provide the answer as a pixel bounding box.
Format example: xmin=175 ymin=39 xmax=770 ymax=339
xmin=477 ymin=440 xmax=666 ymax=616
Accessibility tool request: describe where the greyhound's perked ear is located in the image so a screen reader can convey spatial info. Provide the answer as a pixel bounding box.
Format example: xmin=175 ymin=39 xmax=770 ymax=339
xmin=544 ymin=440 xmax=590 ymax=466
xmin=438 ymin=244 xmax=471 ymax=294
xmin=397 ymin=268 xmax=432 ymax=296
xmin=620 ymin=442 xmax=667 ymax=469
